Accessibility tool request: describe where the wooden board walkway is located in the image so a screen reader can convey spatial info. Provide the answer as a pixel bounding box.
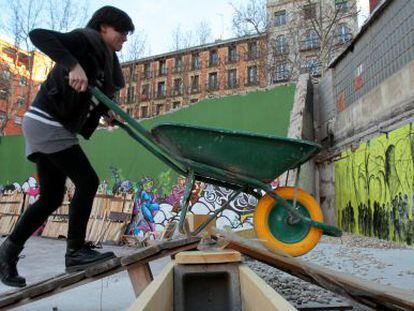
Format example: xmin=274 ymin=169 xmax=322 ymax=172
xmin=0 ymin=237 xmax=200 ymax=310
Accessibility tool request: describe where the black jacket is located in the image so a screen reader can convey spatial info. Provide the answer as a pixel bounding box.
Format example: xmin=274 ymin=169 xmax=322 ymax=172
xmin=29 ymin=28 xmax=125 ymax=139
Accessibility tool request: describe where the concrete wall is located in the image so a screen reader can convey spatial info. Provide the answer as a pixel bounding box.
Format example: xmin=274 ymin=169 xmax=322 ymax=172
xmin=314 ymin=0 xmax=414 ymax=236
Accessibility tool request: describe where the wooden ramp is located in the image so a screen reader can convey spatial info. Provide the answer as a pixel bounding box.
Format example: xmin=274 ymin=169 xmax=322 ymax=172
xmin=0 ymin=237 xmax=200 ymax=310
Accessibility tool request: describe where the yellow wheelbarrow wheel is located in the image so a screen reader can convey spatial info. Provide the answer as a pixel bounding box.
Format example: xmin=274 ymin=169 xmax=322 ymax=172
xmin=254 ymin=186 xmax=323 ymax=257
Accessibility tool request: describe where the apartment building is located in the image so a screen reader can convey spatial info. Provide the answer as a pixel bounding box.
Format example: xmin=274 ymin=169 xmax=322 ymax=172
xmin=119 ymin=34 xmax=267 ymax=119
xmin=267 ymin=0 xmax=358 ymax=83
xmin=0 ymin=39 xmax=52 ymax=135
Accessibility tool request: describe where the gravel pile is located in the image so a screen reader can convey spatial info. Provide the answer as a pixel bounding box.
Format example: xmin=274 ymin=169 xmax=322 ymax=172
xmin=244 ymin=232 xmax=412 ymax=310
xmin=244 ymin=257 xmax=369 ymax=310
xmin=320 ymin=232 xmax=411 ymax=250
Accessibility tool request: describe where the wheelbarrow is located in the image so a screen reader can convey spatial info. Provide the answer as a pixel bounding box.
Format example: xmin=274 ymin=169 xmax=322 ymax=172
xmin=91 ymin=87 xmax=341 ymax=257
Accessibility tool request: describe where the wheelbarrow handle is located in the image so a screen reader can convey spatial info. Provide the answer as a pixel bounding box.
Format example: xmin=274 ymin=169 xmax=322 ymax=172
xmin=90 ymin=87 xmax=186 ymax=175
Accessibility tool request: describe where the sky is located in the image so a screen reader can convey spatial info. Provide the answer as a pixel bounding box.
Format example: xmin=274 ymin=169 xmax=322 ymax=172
xmin=0 ymin=0 xmax=370 ymax=56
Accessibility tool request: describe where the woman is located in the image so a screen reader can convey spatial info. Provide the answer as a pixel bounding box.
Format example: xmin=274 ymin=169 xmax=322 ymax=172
xmin=0 ymin=6 xmax=134 ymax=287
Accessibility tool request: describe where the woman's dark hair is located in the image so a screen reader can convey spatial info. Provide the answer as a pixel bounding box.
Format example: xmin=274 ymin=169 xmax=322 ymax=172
xmin=86 ymin=6 xmax=135 ymax=33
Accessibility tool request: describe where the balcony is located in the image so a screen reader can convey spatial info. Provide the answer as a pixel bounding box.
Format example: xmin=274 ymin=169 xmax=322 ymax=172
xmin=172 ymin=66 xmax=183 ymax=74
xmin=337 ymin=34 xmax=353 ymax=45
xmin=191 ymin=62 xmax=201 ymax=71
xmin=155 ymin=91 xmax=166 ymax=99
xmin=206 ymin=83 xmax=219 ymax=91
xmin=141 ymin=71 xmax=152 ymax=79
xmin=140 ymin=93 xmax=150 ymax=101
xmin=171 ymin=88 xmax=184 ymax=97
xmin=208 ymin=58 xmax=219 ymax=68
xmin=226 ymin=80 xmax=239 ymax=89
xmin=300 ymin=40 xmax=320 ymax=51
xmin=245 ymin=51 xmax=260 ymax=61
xmin=226 ymin=55 xmax=239 ymax=64
xmin=189 ymin=85 xmax=200 ymax=94
xmin=156 ymin=68 xmax=168 ymax=77
xmin=245 ymin=80 xmax=259 ymax=87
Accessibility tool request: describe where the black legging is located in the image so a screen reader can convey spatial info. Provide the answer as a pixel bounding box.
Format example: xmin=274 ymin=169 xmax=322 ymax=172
xmin=9 ymin=144 xmax=99 ymax=248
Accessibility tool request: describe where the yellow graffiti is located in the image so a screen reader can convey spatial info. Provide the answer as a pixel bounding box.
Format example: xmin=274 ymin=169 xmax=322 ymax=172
xmin=335 ymin=123 xmax=414 ymax=245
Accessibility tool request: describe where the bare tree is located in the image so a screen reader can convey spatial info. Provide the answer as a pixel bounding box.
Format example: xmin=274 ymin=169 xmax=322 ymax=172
xmin=0 ymin=0 xmax=89 ymax=135
xmin=268 ymin=0 xmax=358 ymax=81
xmin=194 ymin=20 xmax=212 ymax=46
xmin=230 ymin=0 xmax=267 ymax=36
xmin=46 ymin=0 xmax=89 ymax=32
xmin=170 ymin=25 xmax=195 ymax=51
xmin=119 ymin=32 xmax=147 ymax=63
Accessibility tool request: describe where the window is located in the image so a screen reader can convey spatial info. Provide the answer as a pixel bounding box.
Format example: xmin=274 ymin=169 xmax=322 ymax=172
xmin=1 ymin=70 xmax=10 ymax=81
xmin=157 ymin=81 xmax=166 ymax=98
xmin=227 ymin=69 xmax=237 ymax=88
xmin=16 ymin=96 xmax=25 ymax=107
xmin=335 ymin=0 xmax=349 ymax=12
xmin=208 ymin=72 xmax=218 ymax=90
xmin=19 ymin=77 xmax=28 ymax=86
xmin=158 ymin=60 xmax=167 ymax=75
xmin=274 ymin=63 xmax=290 ymax=82
xmin=141 ymin=84 xmax=150 ymax=100
xmin=275 ymin=35 xmax=289 ymax=55
xmin=14 ymin=116 xmax=22 ymax=125
xmin=247 ymin=41 xmax=258 ymax=60
xmin=191 ymin=75 xmax=200 ymax=93
xmin=228 ymin=46 xmax=238 ymax=63
xmin=173 ymin=101 xmax=181 ymax=109
xmin=141 ymin=106 xmax=149 ymax=118
xmin=274 ymin=11 xmax=287 ymax=26
xmin=127 ymin=86 xmax=135 ymax=103
xmin=0 ymin=89 xmax=7 ymax=100
xmin=192 ymin=53 xmax=200 ymax=70
xmin=209 ymin=50 xmax=218 ymax=67
xmin=303 ymin=30 xmax=320 ymax=50
xmin=156 ymin=104 xmax=164 ymax=115
xmin=0 ymin=112 xmax=5 ymax=126
xmin=143 ymin=63 xmax=151 ymax=78
xmin=305 ymin=58 xmax=321 ymax=76
xmin=247 ymin=66 xmax=258 ymax=85
xmin=337 ymin=24 xmax=352 ymax=44
xmin=173 ymin=78 xmax=183 ymax=95
xmin=174 ymin=56 xmax=182 ymax=73
xmin=303 ymin=3 xmax=316 ymax=19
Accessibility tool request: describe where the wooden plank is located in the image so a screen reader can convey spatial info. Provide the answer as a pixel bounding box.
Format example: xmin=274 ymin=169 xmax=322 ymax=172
xmin=127 ymin=263 xmax=154 ymax=297
xmin=0 ymin=238 xmax=199 ymax=310
xmin=128 ymin=261 xmax=174 ymax=311
xmin=120 ymin=245 xmax=161 ymax=266
xmin=217 ymin=229 xmax=414 ymax=311
xmin=85 ymin=257 xmax=122 ymax=278
xmin=0 ymin=272 xmax=85 ymax=308
xmin=239 ymin=265 xmax=297 ymax=311
xmin=158 ymin=237 xmax=201 ymax=251
xmin=175 ymin=250 xmax=241 ymax=265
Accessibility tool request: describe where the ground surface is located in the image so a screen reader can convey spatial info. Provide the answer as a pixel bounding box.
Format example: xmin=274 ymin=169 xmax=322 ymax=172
xmin=0 ymin=234 xmax=412 ymax=310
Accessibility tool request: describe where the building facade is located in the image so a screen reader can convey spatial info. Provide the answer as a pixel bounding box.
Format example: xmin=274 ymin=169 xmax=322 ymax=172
xmin=0 ymin=39 xmax=52 ymax=135
xmin=267 ymin=0 xmax=358 ymax=82
xmin=119 ymin=34 xmax=268 ymax=119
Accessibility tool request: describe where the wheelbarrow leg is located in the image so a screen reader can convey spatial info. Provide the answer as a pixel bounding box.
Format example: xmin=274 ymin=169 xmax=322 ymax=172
xmin=178 ymin=170 xmax=195 ymax=234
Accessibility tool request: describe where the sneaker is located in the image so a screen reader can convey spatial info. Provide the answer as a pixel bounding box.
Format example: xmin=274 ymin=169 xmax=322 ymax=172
xmin=65 ymin=242 xmax=116 ymax=273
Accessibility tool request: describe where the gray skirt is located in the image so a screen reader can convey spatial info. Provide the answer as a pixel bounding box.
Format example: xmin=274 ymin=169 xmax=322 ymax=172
xmin=22 ymin=115 xmax=79 ymax=160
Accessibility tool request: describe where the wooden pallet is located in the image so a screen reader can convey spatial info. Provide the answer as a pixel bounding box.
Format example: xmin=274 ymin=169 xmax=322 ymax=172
xmin=0 ymin=193 xmax=25 ymax=236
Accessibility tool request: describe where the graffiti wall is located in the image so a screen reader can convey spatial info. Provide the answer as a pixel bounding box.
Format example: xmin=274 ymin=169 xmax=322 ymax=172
xmin=335 ymin=123 xmax=414 ymax=245
xmin=97 ymin=169 xmax=257 ymax=238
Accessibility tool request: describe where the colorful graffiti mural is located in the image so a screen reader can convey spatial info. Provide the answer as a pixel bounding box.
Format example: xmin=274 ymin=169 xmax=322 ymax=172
xmin=335 ymin=123 xmax=414 ymax=245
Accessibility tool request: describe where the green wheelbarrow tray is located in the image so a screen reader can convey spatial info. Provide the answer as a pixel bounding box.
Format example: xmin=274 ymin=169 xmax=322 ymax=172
xmin=151 ymin=123 xmax=321 ymax=186
xmin=90 ymin=87 xmax=342 ymax=239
